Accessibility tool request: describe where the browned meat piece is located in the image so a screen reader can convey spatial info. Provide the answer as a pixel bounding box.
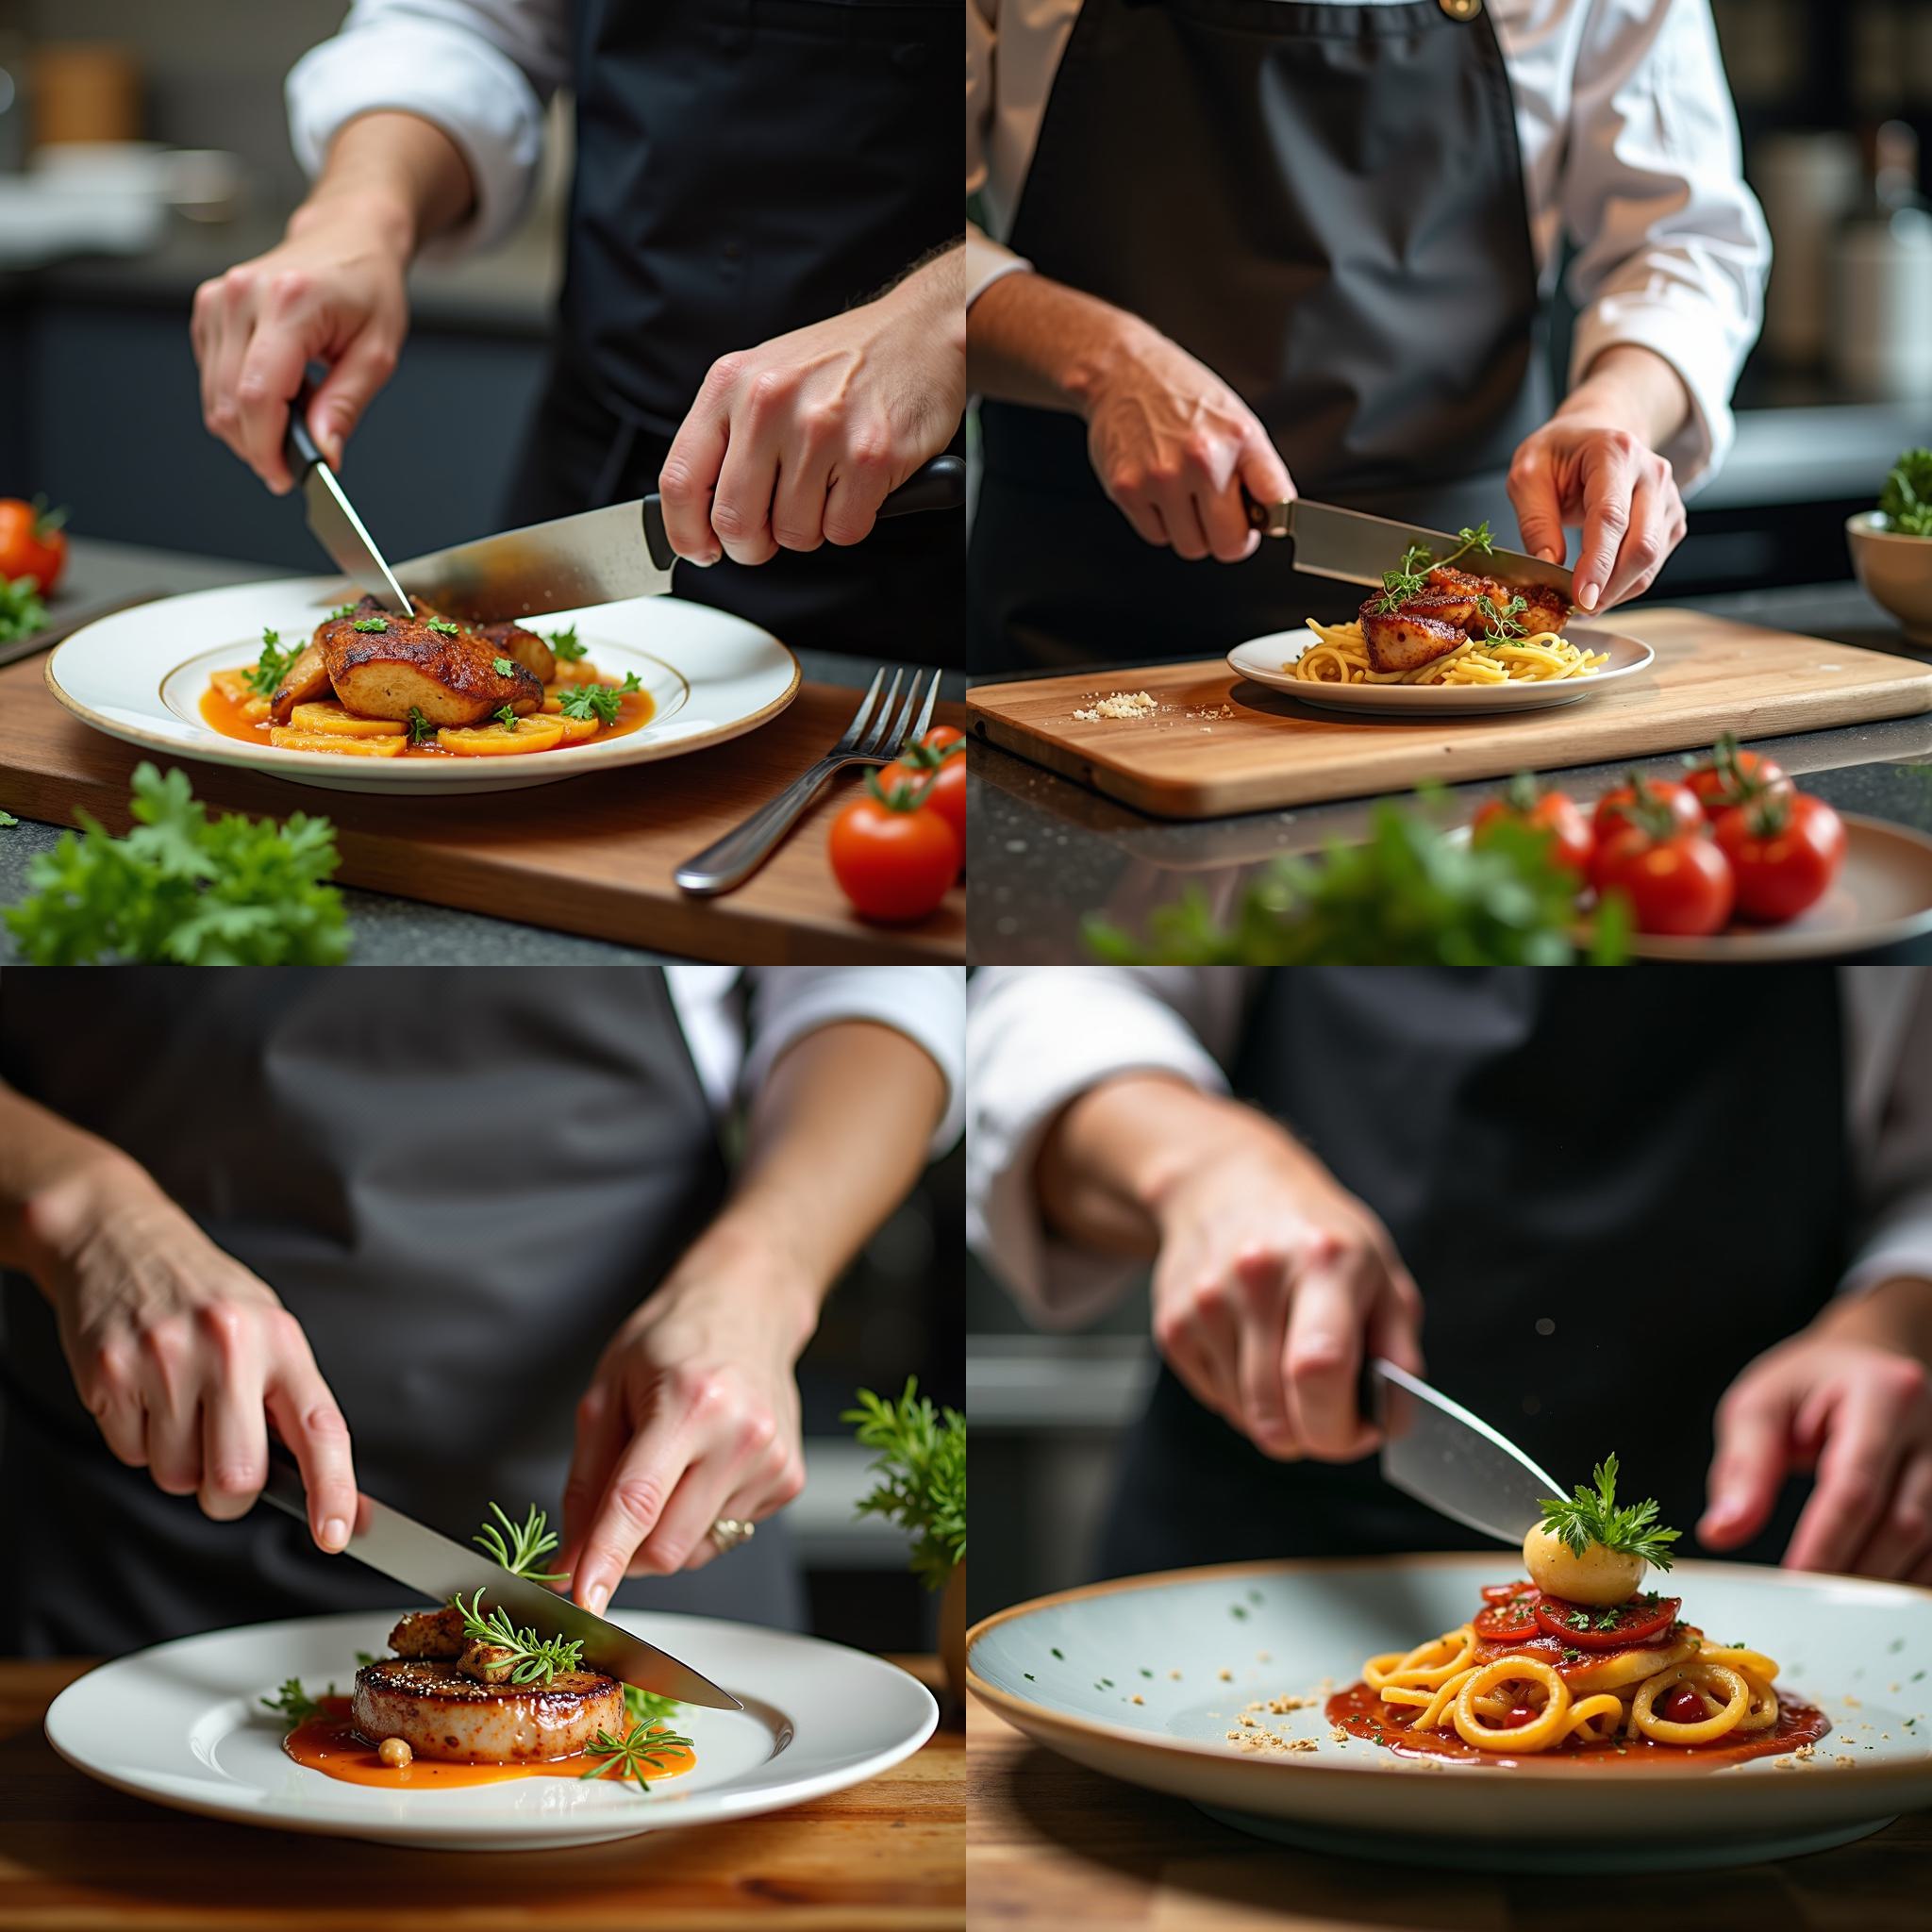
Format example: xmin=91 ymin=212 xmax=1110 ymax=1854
xmin=476 ymin=619 xmax=556 ymax=685
xmin=388 ymin=1606 xmax=467 ymax=1659
xmin=1511 ymin=583 xmax=1572 ymax=636
xmin=1359 ymin=593 xmax=1469 ymax=674
xmin=1424 ymin=565 xmax=1571 ymax=640
xmin=351 ymin=1657 xmax=624 ymax=1764
xmin=269 ymin=641 xmax=330 ymax=724
xmin=320 ymin=594 xmax=542 ymax=727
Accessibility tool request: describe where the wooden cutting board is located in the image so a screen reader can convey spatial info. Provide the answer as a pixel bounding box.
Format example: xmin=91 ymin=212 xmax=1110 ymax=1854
xmin=0 ymin=659 xmax=963 ymax=964
xmin=968 ymin=609 xmax=1932 ymax=819
xmin=0 ymin=1658 xmax=962 ymax=1932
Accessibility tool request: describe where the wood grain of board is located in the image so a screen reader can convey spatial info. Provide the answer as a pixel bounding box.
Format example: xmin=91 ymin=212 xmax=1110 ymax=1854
xmin=968 ymin=1693 xmax=1931 ymax=1932
xmin=968 ymin=610 xmax=1932 ymax=819
xmin=0 ymin=1658 xmax=961 ymax=1932
xmin=0 ymin=659 xmax=962 ymax=963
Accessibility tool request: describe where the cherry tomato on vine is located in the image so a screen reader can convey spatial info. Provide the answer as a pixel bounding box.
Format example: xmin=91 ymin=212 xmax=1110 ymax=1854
xmin=1685 ymin=733 xmax=1790 ymax=821
xmin=0 ymin=495 xmax=67 ymax=594
xmin=829 ymin=768 xmax=960 ymax=923
xmin=1591 ymin=824 xmax=1734 ymax=936
xmin=1713 ymin=791 xmax=1845 ymax=924
xmin=878 ymin=729 xmax=965 ymax=859
xmin=1473 ymin=776 xmax=1591 ymax=880
xmin=1591 ymin=770 xmax=1703 ymax=845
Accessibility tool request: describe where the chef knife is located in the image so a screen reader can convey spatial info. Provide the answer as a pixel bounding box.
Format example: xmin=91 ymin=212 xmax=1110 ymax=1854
xmin=281 ymin=386 xmax=411 ymax=614
xmin=1364 ymin=1357 xmax=1563 ymax=1547
xmin=259 ymin=1456 xmax=741 ymax=1710
xmin=1250 ymin=498 xmax=1574 ymax=601
xmin=391 ymin=455 xmax=968 ymax=624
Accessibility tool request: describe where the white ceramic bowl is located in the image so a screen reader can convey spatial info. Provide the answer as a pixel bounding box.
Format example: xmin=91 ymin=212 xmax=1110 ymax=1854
xmin=1847 ymin=510 xmax=1932 ymax=645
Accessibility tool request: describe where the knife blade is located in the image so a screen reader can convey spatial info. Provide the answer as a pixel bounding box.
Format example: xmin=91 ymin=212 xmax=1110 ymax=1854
xmin=282 ymin=386 xmax=410 ymax=613
xmin=1366 ymin=1357 xmax=1563 ymax=1547
xmin=392 ymin=454 xmax=968 ymax=623
xmin=1253 ymin=498 xmax=1574 ymax=599
xmin=259 ymin=1458 xmax=741 ymax=1711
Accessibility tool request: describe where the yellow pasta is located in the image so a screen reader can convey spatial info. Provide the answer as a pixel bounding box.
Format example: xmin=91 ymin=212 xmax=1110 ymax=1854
xmin=1289 ymin=618 xmax=1607 ymax=688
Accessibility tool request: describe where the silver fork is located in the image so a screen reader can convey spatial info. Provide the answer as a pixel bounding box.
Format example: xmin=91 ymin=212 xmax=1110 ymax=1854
xmin=674 ymin=666 xmax=941 ymax=895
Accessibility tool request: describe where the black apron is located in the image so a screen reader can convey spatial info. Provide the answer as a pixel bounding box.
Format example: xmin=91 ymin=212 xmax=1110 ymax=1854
xmin=1098 ymin=970 xmax=1849 ymax=1577
xmin=504 ymin=0 xmax=964 ymax=661
xmin=0 ymin=970 xmax=805 ymax=1655
xmin=969 ymin=0 xmax=1550 ymax=672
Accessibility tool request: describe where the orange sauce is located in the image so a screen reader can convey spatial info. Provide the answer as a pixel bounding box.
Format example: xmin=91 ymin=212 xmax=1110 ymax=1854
xmin=284 ymin=1696 xmax=695 ymax=1790
xmin=201 ymin=663 xmax=653 ymax=758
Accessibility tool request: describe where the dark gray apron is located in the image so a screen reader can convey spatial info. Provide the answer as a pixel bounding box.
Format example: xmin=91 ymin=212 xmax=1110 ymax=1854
xmin=1098 ymin=970 xmax=1849 ymax=1577
xmin=503 ymin=0 xmax=964 ymax=662
xmin=969 ymin=0 xmax=1550 ymax=671
xmin=0 ymin=969 xmax=804 ymax=1655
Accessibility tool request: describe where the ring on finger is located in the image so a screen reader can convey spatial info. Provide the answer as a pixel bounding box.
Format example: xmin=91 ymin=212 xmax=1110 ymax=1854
xmin=709 ymin=1516 xmax=757 ymax=1555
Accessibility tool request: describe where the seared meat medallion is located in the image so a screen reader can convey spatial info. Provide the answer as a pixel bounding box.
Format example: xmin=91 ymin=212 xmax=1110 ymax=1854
xmin=352 ymin=1657 xmax=625 ymax=1764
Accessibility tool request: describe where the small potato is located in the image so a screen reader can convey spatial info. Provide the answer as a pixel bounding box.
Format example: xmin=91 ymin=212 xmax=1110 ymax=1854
xmin=546 ymin=659 xmax=607 ymax=689
xmin=436 ymin=715 xmax=566 ymax=757
xmin=377 ymin=1736 xmax=413 ymax=1769
xmin=267 ymin=727 xmax=407 ymax=758
xmin=289 ymin=701 xmax=406 ymax=738
xmin=1523 ymin=1524 xmax=1644 ymax=1606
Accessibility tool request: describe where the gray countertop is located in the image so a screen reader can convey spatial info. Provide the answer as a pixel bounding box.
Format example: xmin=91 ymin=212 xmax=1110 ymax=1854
xmin=0 ymin=538 xmax=961 ymax=966
xmin=966 ymin=579 xmax=1932 ymax=963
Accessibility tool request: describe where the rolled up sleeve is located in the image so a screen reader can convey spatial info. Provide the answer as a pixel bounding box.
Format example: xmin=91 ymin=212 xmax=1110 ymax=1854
xmin=1560 ymin=0 xmax=1770 ymax=493
xmin=1841 ymin=974 xmax=1932 ymax=1300
xmin=286 ymin=0 xmax=571 ymax=255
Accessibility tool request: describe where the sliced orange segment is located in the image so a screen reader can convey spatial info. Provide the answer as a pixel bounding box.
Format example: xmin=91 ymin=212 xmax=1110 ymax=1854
xmin=289 ymin=702 xmax=406 ymax=738
xmin=435 ymin=714 xmax=567 ymax=757
xmin=267 ymin=727 xmax=407 ymax=758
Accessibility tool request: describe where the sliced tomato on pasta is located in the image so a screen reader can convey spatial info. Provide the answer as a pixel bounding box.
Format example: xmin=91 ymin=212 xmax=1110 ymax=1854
xmin=1534 ymin=1592 xmax=1680 ymax=1651
xmin=1473 ymin=1584 xmax=1542 ymax=1641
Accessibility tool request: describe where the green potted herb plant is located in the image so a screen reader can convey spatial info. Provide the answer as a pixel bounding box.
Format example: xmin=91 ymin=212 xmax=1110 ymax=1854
xmin=843 ymin=1378 xmax=966 ymax=1705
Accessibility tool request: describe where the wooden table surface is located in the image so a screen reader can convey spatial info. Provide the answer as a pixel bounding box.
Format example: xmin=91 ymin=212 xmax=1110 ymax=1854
xmin=969 ymin=1694 xmax=1932 ymax=1932
xmin=0 ymin=1659 xmax=961 ymax=1932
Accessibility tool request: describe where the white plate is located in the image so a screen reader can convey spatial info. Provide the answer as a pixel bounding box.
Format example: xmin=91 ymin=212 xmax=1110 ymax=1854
xmin=45 ymin=576 xmax=801 ymax=795
xmin=1228 ymin=623 xmax=1653 ymax=714
xmin=969 ymin=1556 xmax=1932 ymax=1873
xmin=45 ymin=1608 xmax=936 ymax=1850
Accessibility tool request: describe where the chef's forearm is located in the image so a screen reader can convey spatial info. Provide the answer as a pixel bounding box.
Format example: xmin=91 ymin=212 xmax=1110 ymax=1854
xmin=1561 ymin=344 xmax=1691 ymax=455
xmin=286 ymin=109 xmax=475 ymax=260
xmin=967 ymin=270 xmax=1158 ymax=414
xmin=0 ymin=1082 xmax=149 ymax=1278
xmin=1035 ymin=1074 xmax=1303 ymax=1257
xmin=666 ymin=1022 xmax=948 ymax=1350
xmin=882 ymin=240 xmax=968 ymax=349
xmin=1816 ymin=1275 xmax=1932 ymax=1364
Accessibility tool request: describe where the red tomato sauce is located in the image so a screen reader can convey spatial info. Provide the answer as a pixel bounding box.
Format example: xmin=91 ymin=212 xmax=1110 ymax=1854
xmin=282 ymin=1696 xmax=695 ymax=1790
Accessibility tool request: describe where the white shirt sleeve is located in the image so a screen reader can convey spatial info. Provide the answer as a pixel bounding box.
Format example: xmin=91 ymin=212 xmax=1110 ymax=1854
xmin=967 ymin=968 xmax=1248 ymax=1327
xmin=1559 ymin=0 xmax=1770 ymax=493
xmin=742 ymin=969 xmax=965 ymax=1158
xmin=967 ymin=0 xmax=1033 ymax=306
xmin=286 ymin=0 xmax=572 ymax=255
xmin=1840 ymin=970 xmax=1932 ymax=1300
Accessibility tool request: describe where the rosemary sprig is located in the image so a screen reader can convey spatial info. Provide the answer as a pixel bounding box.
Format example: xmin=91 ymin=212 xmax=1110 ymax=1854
xmin=578 ymin=1719 xmax=695 ymax=1793
xmin=622 ymin=1683 xmax=683 ymax=1727
xmin=261 ymin=1676 xmax=332 ymax=1724
xmin=449 ymin=1588 xmax=585 ymax=1684
xmin=1370 ymin=522 xmax=1495 ymax=614
xmin=1538 ymin=1453 xmax=1680 ymax=1571
xmin=473 ymin=1501 xmax=571 ymax=1585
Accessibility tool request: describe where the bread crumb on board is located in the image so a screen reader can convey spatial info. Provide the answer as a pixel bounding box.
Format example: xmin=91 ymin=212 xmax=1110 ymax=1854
xmin=1073 ymin=691 xmax=1158 ymax=723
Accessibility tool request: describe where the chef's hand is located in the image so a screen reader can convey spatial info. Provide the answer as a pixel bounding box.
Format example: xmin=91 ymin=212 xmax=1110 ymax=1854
xmin=19 ymin=1148 xmax=358 ymax=1551
xmin=558 ymin=1254 xmax=808 ymax=1608
xmin=1700 ymin=1279 xmax=1932 ymax=1582
xmin=1040 ymin=1074 xmax=1423 ymax=1460
xmin=658 ymin=244 xmax=965 ymax=567
xmin=191 ymin=111 xmax=474 ymax=490
xmin=965 ymin=270 xmax=1292 ymax=562
xmin=1507 ymin=345 xmax=1690 ymax=613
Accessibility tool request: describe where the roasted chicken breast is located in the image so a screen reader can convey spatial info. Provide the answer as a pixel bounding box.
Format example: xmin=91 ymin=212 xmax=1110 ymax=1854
xmin=1359 ymin=594 xmax=1468 ymax=674
xmin=319 ymin=595 xmax=542 ymax=727
xmin=351 ymin=1657 xmax=624 ymax=1764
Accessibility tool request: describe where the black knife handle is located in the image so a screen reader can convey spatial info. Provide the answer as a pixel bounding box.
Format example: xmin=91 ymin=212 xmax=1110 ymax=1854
xmin=282 ymin=378 xmax=326 ymax=484
xmin=640 ymin=454 xmax=966 ymax=574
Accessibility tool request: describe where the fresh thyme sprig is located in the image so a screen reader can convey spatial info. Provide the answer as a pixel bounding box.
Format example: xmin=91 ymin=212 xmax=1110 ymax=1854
xmin=1475 ymin=593 xmax=1530 ymax=642
xmin=578 ymin=1719 xmax=695 ymax=1793
xmin=1370 ymin=522 xmax=1495 ymax=614
xmin=261 ymin=1676 xmax=332 ymax=1725
xmin=449 ymin=1588 xmax=585 ymax=1684
xmin=473 ymin=1501 xmax=570 ymax=1585
xmin=1538 ymin=1453 xmax=1680 ymax=1572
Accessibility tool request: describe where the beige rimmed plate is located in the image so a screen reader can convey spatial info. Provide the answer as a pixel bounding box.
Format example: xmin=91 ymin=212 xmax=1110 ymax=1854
xmin=969 ymin=1555 xmax=1932 ymax=1873
xmin=45 ymin=575 xmax=800 ymax=796
xmin=1228 ymin=623 xmax=1653 ymax=714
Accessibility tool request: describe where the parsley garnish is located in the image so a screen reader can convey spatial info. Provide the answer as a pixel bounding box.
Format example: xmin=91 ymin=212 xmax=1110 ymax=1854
xmin=1595 ymin=1608 xmax=1623 ymax=1632
xmin=556 ymin=672 xmax=642 ymax=728
xmin=0 ymin=575 xmax=50 ymax=645
xmin=1565 ymin=1608 xmax=1591 ymax=1632
xmin=548 ymin=625 xmax=588 ymax=662
xmin=352 ymin=617 xmax=387 ymax=633
xmin=406 ymin=707 xmax=435 ymax=746
xmin=1538 ymin=1454 xmax=1679 ymax=1572
xmin=491 ymin=656 xmax=517 ymax=675
xmin=425 ymin=618 xmax=460 ymax=637
xmin=473 ymin=1501 xmax=570 ymax=1585
xmin=327 ymin=603 xmax=356 ymax=621
xmin=493 ymin=705 xmax=521 ymax=732
xmin=261 ymin=1676 xmax=331 ymax=1725
xmin=1559 ymin=1646 xmax=1586 ymax=1664
xmin=242 ymin=627 xmax=297 ymax=696
xmin=1370 ymin=522 xmax=1495 ymax=615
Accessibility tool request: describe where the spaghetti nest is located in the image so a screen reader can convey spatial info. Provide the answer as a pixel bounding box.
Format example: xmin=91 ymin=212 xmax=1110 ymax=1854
xmin=1361 ymin=1624 xmax=1782 ymax=1754
xmin=1291 ymin=618 xmax=1609 ymax=687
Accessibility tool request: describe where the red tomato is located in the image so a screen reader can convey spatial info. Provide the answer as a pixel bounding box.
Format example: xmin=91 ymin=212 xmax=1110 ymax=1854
xmin=1713 ymin=792 xmax=1846 ymax=925
xmin=919 ymin=724 xmax=965 ymax=755
xmin=1472 ymin=780 xmax=1592 ymax=879
xmin=0 ymin=496 xmax=68 ymax=594
xmin=1504 ymin=1704 xmax=1540 ymax=1728
xmin=1659 ymin=1684 xmax=1707 ymax=1725
xmin=1479 ymin=1581 xmax=1536 ymax=1606
xmin=1591 ymin=825 xmax=1734 ymax=937
xmin=1534 ymin=1594 xmax=1680 ymax=1651
xmin=878 ymin=734 xmax=965 ymax=858
xmin=829 ymin=776 xmax=959 ymax=923
xmin=1474 ymin=1592 xmax=1542 ymax=1641
xmin=1685 ymin=734 xmax=1790 ymax=820
xmin=1592 ymin=772 xmax=1703 ymax=845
